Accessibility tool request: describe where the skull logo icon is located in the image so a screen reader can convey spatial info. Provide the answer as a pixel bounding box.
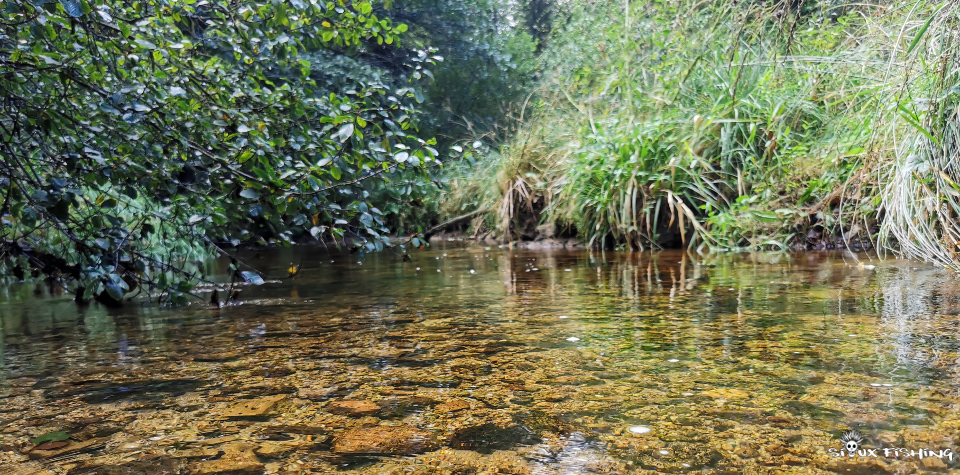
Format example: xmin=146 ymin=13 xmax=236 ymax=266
xmin=840 ymin=430 xmax=864 ymax=455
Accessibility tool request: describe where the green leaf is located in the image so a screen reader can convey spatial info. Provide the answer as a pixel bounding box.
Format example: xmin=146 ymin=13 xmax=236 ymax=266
xmin=58 ymin=0 xmax=82 ymax=17
xmin=240 ymin=189 xmax=260 ymax=199
xmin=360 ymin=212 xmax=373 ymax=227
xmin=336 ymin=123 xmax=354 ymax=142
xmin=31 ymin=431 xmax=69 ymax=445
xmin=906 ymin=3 xmax=943 ymax=56
xmin=104 ymin=281 xmax=125 ymax=301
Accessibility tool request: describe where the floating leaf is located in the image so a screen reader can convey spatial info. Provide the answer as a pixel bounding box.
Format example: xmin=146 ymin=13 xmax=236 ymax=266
xmin=240 ymin=271 xmax=264 ymax=285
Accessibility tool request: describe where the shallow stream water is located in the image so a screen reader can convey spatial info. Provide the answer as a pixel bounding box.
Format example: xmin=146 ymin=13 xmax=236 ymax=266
xmin=2 ymin=248 xmax=960 ymax=474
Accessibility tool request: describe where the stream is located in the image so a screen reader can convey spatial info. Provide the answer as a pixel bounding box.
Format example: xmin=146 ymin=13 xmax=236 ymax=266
xmin=1 ymin=247 xmax=958 ymax=473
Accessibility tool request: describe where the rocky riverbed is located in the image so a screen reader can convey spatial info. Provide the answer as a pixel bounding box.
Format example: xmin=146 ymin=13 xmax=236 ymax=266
xmin=1 ymin=249 xmax=958 ymax=473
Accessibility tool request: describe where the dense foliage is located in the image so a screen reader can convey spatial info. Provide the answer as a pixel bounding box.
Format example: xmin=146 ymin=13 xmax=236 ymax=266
xmin=1 ymin=0 xmax=443 ymax=303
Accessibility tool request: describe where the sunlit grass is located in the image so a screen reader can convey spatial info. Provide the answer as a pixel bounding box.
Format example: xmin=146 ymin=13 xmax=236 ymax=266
xmin=446 ymin=0 xmax=960 ymax=263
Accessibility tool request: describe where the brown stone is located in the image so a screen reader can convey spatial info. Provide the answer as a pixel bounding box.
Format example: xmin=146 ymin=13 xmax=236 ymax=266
xmin=193 ymin=351 xmax=240 ymax=362
xmin=256 ymin=442 xmax=293 ymax=458
xmin=765 ymin=443 xmax=788 ymax=456
xmin=298 ymin=386 xmax=339 ymax=400
xmin=220 ymin=395 xmax=286 ymax=418
xmin=193 ymin=442 xmax=263 ymax=474
xmin=920 ymin=456 xmax=948 ymax=471
xmin=436 ymin=400 xmax=470 ymax=414
xmin=826 ymin=459 xmax=892 ymax=474
xmin=173 ymin=447 xmax=220 ymax=458
xmin=333 ymin=426 xmax=440 ymax=455
xmin=198 ymin=435 xmax=240 ymax=445
xmin=262 ymin=424 xmax=326 ymax=435
xmin=735 ymin=446 xmax=759 ymax=458
xmin=702 ymin=388 xmax=749 ymax=400
xmin=326 ymin=400 xmax=380 ymax=416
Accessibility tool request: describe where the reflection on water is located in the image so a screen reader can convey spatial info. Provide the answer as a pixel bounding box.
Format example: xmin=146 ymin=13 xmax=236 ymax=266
xmin=1 ymin=248 xmax=959 ymax=473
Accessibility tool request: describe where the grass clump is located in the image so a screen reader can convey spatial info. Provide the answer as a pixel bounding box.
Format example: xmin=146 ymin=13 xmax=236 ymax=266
xmin=444 ymin=0 xmax=960 ymax=254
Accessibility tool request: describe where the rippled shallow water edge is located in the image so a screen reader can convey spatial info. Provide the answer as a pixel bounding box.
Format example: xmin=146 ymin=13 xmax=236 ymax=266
xmin=1 ymin=249 xmax=959 ymax=474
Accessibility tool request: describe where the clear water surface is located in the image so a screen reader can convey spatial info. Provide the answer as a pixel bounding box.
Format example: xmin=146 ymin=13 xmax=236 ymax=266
xmin=1 ymin=248 xmax=958 ymax=474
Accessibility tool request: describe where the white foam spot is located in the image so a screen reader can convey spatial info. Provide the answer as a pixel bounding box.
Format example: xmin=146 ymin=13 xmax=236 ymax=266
xmin=566 ymin=337 xmax=580 ymax=342
xmin=659 ymin=450 xmax=670 ymax=455
xmin=882 ymin=384 xmax=893 ymax=387
xmin=559 ymin=315 xmax=569 ymax=319
xmin=668 ymin=359 xmax=680 ymax=363
xmin=682 ymin=392 xmax=694 ymax=396
xmin=565 ymin=268 xmax=572 ymax=272
xmin=870 ymin=383 xmax=882 ymax=387
xmin=629 ymin=426 xmax=652 ymax=434
xmin=469 ymin=269 xmax=476 ymax=274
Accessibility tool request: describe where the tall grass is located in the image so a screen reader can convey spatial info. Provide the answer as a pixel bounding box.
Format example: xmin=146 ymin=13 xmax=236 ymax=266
xmin=878 ymin=2 xmax=960 ymax=269
xmin=446 ymin=0 xmax=960 ymax=263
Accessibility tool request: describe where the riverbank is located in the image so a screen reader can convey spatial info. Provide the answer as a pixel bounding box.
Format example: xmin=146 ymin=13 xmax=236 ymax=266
xmin=429 ymin=1 xmax=957 ymax=267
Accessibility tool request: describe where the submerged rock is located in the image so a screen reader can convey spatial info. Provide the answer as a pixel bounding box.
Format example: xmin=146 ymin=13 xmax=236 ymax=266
xmin=702 ymin=388 xmax=749 ymax=400
xmin=326 ymin=400 xmax=380 ymax=417
xmin=192 ymin=442 xmax=263 ymax=474
xmin=333 ymin=426 xmax=440 ymax=455
xmin=435 ymin=400 xmax=471 ymax=414
xmin=449 ymin=423 xmax=539 ymax=453
xmin=220 ymin=395 xmax=286 ymax=418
